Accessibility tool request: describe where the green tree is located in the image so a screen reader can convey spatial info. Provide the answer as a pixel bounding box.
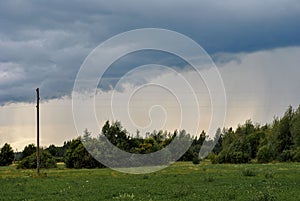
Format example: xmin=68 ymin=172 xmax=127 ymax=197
xmin=0 ymin=143 xmax=14 ymax=166
xmin=227 ymin=138 xmax=251 ymax=163
xmin=64 ymin=138 xmax=82 ymax=168
xmin=101 ymin=120 xmax=130 ymax=151
xmin=246 ymin=131 xmax=264 ymax=158
xmin=64 ymin=137 xmax=104 ymax=169
xmin=235 ymin=119 xmax=255 ymax=136
xmin=214 ymin=121 xmax=264 ymax=164
xmin=273 ymin=106 xmax=294 ymax=159
xmin=292 ymin=147 xmax=300 ymax=162
xmin=46 ymin=144 xmax=66 ymax=162
xmin=257 ymin=145 xmax=274 ymax=163
xmin=212 ymin=128 xmax=223 ymax=155
xmin=221 ymin=127 xmax=236 ymax=149
xmin=291 ymin=105 xmax=300 ymax=148
xmin=21 ymin=144 xmax=36 ymax=160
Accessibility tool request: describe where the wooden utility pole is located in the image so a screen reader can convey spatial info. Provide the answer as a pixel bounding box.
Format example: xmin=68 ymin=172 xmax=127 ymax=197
xmin=36 ymin=88 xmax=40 ymax=175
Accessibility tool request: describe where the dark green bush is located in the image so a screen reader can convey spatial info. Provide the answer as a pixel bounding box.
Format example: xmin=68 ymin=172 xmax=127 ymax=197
xmin=64 ymin=138 xmax=105 ymax=169
xmin=257 ymin=145 xmax=274 ymax=163
xmin=215 ymin=150 xmax=228 ymax=164
xmin=17 ymin=150 xmax=57 ymax=169
xmin=0 ymin=143 xmax=14 ymax=166
xmin=292 ymin=147 xmax=300 ymax=162
xmin=208 ymin=152 xmax=218 ymax=164
xmin=230 ymin=151 xmax=251 ymax=164
xmin=20 ymin=144 xmax=36 ymax=160
xmin=278 ymin=150 xmax=293 ymax=162
xmin=192 ymin=157 xmax=200 ymax=165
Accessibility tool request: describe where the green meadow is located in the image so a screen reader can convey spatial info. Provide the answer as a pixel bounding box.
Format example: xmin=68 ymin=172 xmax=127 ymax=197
xmin=1 ymin=161 xmax=300 ymax=201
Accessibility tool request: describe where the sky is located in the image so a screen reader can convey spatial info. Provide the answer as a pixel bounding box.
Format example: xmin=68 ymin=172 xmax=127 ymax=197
xmin=1 ymin=0 xmax=300 ymax=150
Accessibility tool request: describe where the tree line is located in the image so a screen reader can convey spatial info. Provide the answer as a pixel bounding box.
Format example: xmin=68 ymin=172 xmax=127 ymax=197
xmin=0 ymin=105 xmax=299 ymax=168
xmin=210 ymin=105 xmax=300 ymax=164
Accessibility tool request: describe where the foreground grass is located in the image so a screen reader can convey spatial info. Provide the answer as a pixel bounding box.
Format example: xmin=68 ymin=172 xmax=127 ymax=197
xmin=0 ymin=161 xmax=300 ymax=201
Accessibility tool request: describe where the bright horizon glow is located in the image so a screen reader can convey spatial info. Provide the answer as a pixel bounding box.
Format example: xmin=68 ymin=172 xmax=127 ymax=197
xmin=1 ymin=46 xmax=300 ymax=151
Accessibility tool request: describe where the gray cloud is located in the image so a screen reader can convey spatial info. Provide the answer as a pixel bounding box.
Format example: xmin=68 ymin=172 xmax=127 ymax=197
xmin=0 ymin=0 xmax=299 ymax=105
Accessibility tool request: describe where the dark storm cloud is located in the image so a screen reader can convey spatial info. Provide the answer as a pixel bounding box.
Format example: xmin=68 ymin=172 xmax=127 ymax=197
xmin=0 ymin=0 xmax=299 ymax=105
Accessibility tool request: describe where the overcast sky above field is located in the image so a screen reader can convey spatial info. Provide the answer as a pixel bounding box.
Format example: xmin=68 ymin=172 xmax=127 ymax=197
xmin=1 ymin=0 xmax=300 ymax=150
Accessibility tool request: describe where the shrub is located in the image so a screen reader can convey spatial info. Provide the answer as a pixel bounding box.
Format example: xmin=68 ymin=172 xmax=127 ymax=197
xmin=257 ymin=145 xmax=274 ymax=163
xmin=215 ymin=150 xmax=251 ymax=164
xmin=216 ymin=150 xmax=228 ymax=164
xmin=17 ymin=150 xmax=57 ymax=169
xmin=278 ymin=150 xmax=293 ymax=162
xmin=230 ymin=151 xmax=251 ymax=164
xmin=64 ymin=138 xmax=105 ymax=169
xmin=192 ymin=157 xmax=200 ymax=165
xmin=208 ymin=152 xmax=218 ymax=164
xmin=292 ymin=147 xmax=300 ymax=162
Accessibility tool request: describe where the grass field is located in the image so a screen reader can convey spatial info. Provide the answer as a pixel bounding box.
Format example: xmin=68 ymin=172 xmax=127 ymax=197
xmin=0 ymin=161 xmax=300 ymax=201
